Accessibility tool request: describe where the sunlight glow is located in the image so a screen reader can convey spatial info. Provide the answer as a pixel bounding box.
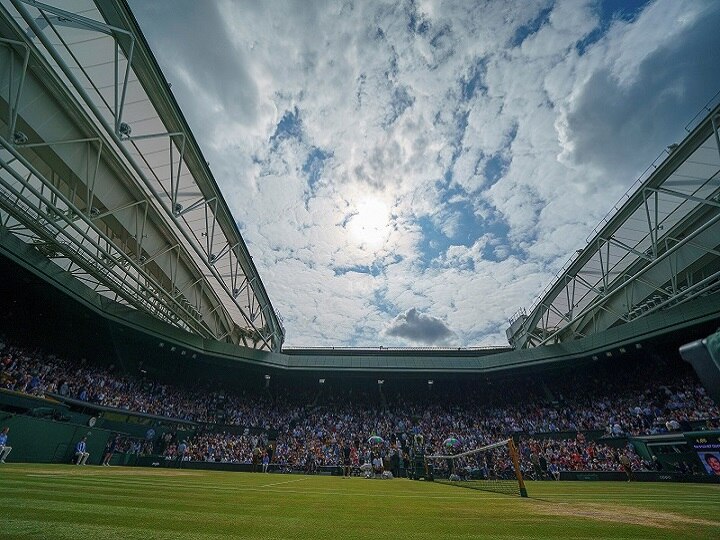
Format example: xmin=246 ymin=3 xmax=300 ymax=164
xmin=346 ymin=197 xmax=391 ymax=248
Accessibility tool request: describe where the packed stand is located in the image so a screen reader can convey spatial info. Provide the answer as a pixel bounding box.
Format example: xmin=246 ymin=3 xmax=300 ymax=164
xmin=2 ymin=336 xmax=719 ymax=475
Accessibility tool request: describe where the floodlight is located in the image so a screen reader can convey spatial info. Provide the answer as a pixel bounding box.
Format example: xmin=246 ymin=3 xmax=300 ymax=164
xmin=319 ymin=378 xmax=325 ymax=384
xmin=118 ymin=122 xmax=132 ymax=138
xmin=13 ymin=131 xmax=28 ymax=145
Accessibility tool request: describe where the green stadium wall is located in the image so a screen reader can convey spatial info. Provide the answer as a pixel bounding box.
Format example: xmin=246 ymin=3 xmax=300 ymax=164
xmin=1 ymin=413 xmax=111 ymax=464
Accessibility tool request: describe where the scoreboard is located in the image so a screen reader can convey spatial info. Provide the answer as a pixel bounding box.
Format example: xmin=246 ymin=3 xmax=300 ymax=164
xmin=684 ymin=430 xmax=720 ymax=477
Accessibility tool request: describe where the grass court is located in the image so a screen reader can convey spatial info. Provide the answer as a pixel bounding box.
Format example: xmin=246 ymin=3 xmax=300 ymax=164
xmin=1 ymin=464 xmax=719 ymax=539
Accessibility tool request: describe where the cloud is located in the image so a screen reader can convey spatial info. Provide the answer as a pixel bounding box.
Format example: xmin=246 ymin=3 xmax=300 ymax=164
xmin=384 ymin=308 xmax=455 ymax=345
xmin=557 ymin=1 xmax=720 ymax=181
xmin=127 ymin=0 xmax=719 ymax=347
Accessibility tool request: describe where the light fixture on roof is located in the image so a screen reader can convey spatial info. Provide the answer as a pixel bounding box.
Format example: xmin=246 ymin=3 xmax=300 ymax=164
xmin=173 ymin=203 xmax=183 ymax=215
xmin=13 ymin=131 xmax=28 ymax=145
xmin=377 ymin=379 xmax=384 ymax=386
xmin=319 ymin=378 xmax=325 ymax=385
xmin=118 ymin=122 xmax=132 ymax=138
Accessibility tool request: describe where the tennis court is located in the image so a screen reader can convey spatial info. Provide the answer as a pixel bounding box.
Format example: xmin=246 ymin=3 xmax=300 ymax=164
xmin=2 ymin=464 xmax=719 ymax=539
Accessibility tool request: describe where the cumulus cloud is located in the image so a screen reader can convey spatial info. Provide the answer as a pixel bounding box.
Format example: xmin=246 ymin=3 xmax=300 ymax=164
xmin=129 ymin=0 xmax=720 ymax=347
xmin=384 ymin=308 xmax=455 ymax=345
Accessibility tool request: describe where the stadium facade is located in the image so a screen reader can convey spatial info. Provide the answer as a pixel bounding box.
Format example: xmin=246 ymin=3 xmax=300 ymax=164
xmin=1 ymin=0 xmax=719 ymax=381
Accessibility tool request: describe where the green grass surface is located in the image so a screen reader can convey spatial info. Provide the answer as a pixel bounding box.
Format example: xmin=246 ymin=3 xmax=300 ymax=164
xmin=1 ymin=464 xmax=719 ymax=539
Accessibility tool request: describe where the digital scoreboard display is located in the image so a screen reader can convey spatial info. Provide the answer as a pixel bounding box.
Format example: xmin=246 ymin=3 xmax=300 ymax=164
xmin=684 ymin=431 xmax=720 ymax=477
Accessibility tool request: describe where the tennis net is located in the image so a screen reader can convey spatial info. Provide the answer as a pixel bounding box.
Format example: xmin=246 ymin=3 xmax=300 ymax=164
xmin=425 ymin=438 xmax=528 ymax=497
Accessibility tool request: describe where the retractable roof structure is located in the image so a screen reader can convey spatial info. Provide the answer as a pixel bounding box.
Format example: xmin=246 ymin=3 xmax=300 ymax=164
xmin=508 ymin=98 xmax=720 ymax=349
xmin=0 ymin=0 xmax=284 ymax=350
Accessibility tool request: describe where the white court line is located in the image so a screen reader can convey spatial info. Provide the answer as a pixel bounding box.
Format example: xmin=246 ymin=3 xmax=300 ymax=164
xmin=258 ymin=477 xmax=309 ymax=488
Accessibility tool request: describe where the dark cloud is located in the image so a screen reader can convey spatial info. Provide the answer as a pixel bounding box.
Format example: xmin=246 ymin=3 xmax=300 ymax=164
xmin=129 ymin=0 xmax=259 ymax=129
xmin=384 ymin=308 xmax=454 ymax=345
xmin=563 ymin=3 xmax=720 ymax=182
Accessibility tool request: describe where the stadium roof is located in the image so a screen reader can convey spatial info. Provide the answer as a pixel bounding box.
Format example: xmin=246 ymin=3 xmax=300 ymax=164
xmin=508 ymin=96 xmax=720 ymax=349
xmin=0 ymin=0 xmax=284 ymax=350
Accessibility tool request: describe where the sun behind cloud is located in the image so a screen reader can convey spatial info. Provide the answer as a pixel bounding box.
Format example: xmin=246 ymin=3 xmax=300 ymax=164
xmin=346 ymin=196 xmax=391 ymax=249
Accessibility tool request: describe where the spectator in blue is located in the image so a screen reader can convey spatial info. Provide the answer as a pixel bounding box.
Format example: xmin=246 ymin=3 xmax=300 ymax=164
xmin=75 ymin=436 xmax=90 ymax=465
xmin=548 ymin=461 xmax=560 ymax=480
xmin=0 ymin=426 xmax=11 ymax=463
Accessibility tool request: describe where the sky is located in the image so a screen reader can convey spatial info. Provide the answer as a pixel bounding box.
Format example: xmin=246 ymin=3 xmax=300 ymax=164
xmin=128 ymin=0 xmax=720 ymax=348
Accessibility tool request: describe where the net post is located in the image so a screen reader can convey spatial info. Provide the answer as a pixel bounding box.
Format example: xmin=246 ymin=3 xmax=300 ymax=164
xmin=508 ymin=438 xmax=528 ymax=498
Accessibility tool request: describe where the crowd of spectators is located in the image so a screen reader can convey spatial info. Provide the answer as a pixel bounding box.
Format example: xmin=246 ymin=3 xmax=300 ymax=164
xmin=0 ymin=341 xmax=296 ymax=428
xmin=2 ymin=336 xmax=719 ymax=475
xmin=520 ymin=436 xmax=646 ymax=477
xmin=163 ymin=431 xmax=270 ymax=465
